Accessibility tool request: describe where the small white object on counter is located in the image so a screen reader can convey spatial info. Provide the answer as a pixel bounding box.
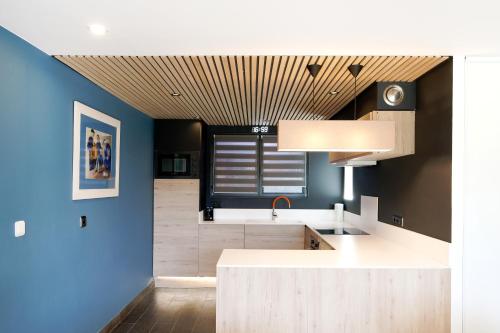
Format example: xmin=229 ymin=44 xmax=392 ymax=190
xmin=334 ymin=203 xmax=344 ymax=223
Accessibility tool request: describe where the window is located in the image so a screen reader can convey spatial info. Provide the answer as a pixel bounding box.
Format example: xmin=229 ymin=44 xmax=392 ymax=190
xmin=261 ymin=136 xmax=306 ymax=194
xmin=213 ymin=135 xmax=259 ymax=194
xmin=343 ymin=166 xmax=353 ymax=201
xmin=212 ymin=135 xmax=307 ymax=196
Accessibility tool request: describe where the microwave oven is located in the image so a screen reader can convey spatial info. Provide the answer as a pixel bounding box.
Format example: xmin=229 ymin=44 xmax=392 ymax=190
xmin=155 ymin=151 xmax=200 ymax=178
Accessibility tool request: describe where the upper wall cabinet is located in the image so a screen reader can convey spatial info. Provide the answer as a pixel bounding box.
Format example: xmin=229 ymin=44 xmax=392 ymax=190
xmin=329 ymin=111 xmax=415 ymax=166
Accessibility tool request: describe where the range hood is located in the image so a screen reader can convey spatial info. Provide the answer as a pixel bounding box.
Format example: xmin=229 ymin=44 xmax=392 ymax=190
xmin=277 ymin=120 xmax=395 ymax=152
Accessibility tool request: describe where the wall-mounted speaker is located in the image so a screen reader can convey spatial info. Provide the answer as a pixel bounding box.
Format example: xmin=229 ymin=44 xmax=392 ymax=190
xmin=377 ymin=82 xmax=416 ymax=110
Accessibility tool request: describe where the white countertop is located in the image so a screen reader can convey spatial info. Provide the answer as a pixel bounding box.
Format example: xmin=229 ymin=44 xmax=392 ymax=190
xmin=218 ymin=225 xmax=448 ymax=269
xmin=199 ymin=219 xmax=337 ymax=229
xmin=200 ymin=219 xmax=305 ymax=225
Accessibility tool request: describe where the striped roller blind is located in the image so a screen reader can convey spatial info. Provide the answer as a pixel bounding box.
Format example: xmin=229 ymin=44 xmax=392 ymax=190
xmin=213 ymin=135 xmax=259 ymax=194
xmin=261 ymin=136 xmax=306 ymax=194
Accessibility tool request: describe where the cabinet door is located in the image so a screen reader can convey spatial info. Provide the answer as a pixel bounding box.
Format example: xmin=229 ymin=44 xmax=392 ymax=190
xmin=154 ymin=223 xmax=199 ymax=276
xmin=244 ymin=225 xmax=305 ymax=249
xmin=199 ymin=224 xmax=244 ymax=276
xmin=319 ymin=239 xmax=334 ymax=250
xmin=304 ymin=226 xmax=313 ymax=249
xmin=154 ymin=179 xmax=199 ymax=224
xmin=154 ymin=179 xmax=199 ymax=276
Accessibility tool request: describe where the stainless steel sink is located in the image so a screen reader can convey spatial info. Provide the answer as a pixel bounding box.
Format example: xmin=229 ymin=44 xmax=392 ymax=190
xmin=315 ymin=227 xmax=369 ymax=235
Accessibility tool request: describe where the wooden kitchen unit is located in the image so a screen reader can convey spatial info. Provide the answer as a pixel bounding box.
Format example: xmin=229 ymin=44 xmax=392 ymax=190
xmin=244 ymin=225 xmax=305 ymax=250
xmin=198 ymin=224 xmax=245 ymax=276
xmin=217 ymin=235 xmax=450 ymax=333
xmin=197 ymin=223 xmax=310 ymax=276
xmin=329 ymin=110 xmax=415 ymax=165
xmin=153 ymin=179 xmax=200 ymax=276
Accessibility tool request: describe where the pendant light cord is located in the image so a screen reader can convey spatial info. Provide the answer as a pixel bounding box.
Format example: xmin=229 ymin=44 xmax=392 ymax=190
xmin=348 ymin=63 xmax=363 ymax=121
xmin=312 ymin=78 xmax=316 ymax=114
xmin=353 ymin=76 xmax=357 ymax=120
xmin=306 ymin=63 xmax=321 ymax=117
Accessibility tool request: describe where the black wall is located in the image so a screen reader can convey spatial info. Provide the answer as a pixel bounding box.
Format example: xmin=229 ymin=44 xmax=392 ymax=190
xmin=154 ymin=119 xmax=207 ymax=210
xmin=154 ymin=119 xmax=204 ymax=152
xmin=332 ymin=59 xmax=452 ymax=242
xmin=204 ymin=126 xmax=344 ymax=209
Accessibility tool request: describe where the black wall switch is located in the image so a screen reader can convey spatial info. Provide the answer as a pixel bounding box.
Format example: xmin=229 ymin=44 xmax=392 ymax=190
xmin=80 ymin=216 xmax=87 ymax=228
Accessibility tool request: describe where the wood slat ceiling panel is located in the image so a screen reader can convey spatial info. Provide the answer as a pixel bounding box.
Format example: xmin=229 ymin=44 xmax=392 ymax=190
xmin=55 ymin=55 xmax=448 ymax=125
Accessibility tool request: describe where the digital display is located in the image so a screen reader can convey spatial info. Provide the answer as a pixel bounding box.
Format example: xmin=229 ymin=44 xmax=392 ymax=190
xmin=251 ymin=126 xmax=269 ymax=133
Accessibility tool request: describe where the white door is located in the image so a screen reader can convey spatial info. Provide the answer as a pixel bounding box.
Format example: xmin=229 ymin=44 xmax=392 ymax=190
xmin=462 ymin=57 xmax=500 ymax=332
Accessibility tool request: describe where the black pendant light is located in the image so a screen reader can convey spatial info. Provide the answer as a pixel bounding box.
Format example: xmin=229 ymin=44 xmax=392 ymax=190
xmin=307 ymin=64 xmax=322 ymax=115
xmin=348 ymin=64 xmax=364 ymax=120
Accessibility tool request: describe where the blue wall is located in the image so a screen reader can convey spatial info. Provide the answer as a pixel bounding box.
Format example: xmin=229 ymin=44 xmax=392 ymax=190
xmin=0 ymin=27 xmax=154 ymax=332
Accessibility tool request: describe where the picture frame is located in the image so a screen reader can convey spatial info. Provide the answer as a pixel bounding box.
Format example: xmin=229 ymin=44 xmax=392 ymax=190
xmin=72 ymin=101 xmax=121 ymax=200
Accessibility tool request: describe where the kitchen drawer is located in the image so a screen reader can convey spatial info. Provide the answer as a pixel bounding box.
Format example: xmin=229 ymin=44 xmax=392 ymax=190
xmin=244 ymin=225 xmax=305 ymax=249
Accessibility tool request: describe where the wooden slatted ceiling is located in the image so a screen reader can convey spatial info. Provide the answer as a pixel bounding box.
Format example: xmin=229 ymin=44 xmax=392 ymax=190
xmin=55 ymin=55 xmax=448 ymax=125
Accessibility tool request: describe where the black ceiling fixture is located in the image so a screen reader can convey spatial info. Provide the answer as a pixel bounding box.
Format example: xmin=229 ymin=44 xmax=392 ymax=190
xmin=306 ymin=64 xmax=322 ymax=78
xmin=348 ymin=64 xmax=364 ymax=120
xmin=307 ymin=64 xmax=322 ymax=115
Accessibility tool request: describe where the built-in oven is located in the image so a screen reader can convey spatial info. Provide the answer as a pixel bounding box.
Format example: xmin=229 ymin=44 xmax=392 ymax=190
xmin=155 ymin=151 xmax=199 ymax=178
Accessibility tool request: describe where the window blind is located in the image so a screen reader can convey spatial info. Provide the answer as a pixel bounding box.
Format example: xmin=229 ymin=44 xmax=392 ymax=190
xmin=213 ymin=135 xmax=259 ymax=194
xmin=261 ymin=136 xmax=306 ymax=194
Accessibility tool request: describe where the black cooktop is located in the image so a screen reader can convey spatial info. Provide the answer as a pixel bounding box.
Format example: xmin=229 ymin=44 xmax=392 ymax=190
xmin=316 ymin=228 xmax=369 ymax=235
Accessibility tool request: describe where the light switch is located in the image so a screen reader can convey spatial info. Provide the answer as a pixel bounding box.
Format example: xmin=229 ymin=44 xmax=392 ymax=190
xmin=80 ymin=216 xmax=87 ymax=228
xmin=14 ymin=220 xmax=25 ymax=237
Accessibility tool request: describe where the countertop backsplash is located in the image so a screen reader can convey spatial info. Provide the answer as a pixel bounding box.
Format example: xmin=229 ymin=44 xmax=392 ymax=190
xmin=212 ymin=208 xmax=337 ymax=224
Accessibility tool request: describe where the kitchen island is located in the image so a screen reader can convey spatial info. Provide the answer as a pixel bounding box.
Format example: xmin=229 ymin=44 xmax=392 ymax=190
xmin=216 ymin=229 xmax=450 ymax=333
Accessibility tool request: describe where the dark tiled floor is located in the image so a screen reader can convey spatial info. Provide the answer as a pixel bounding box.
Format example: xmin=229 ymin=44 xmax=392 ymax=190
xmin=111 ymin=288 xmax=216 ymax=333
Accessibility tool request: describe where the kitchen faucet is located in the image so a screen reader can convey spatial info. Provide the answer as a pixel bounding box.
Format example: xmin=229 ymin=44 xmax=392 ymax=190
xmin=272 ymin=195 xmax=291 ymax=221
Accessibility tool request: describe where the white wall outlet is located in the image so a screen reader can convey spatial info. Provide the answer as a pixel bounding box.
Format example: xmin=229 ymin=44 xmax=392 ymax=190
xmin=14 ymin=220 xmax=25 ymax=237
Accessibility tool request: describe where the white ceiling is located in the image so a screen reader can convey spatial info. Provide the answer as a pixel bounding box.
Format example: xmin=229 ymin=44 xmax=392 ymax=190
xmin=1 ymin=0 xmax=499 ymax=56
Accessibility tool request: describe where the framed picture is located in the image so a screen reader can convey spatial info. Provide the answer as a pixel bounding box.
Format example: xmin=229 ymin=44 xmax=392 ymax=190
xmin=72 ymin=101 xmax=121 ymax=200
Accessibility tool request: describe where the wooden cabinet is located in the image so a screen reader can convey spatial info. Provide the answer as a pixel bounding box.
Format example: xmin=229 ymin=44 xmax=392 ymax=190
xmin=200 ymin=224 xmax=307 ymax=275
xmin=154 ymin=183 xmax=335 ymax=277
xmin=244 ymin=225 xmax=305 ymax=249
xmin=329 ymin=111 xmax=415 ymax=165
xmin=198 ymin=224 xmax=244 ymax=276
xmin=304 ymin=226 xmax=334 ymax=250
xmin=304 ymin=225 xmax=314 ymax=249
xmin=153 ymin=179 xmax=199 ymax=277
xmin=318 ymin=239 xmax=334 ymax=250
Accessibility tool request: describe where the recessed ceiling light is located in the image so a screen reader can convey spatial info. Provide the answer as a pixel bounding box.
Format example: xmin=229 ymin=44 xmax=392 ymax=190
xmin=89 ymin=24 xmax=107 ymax=36
xmin=170 ymin=92 xmax=181 ymax=97
xmin=329 ymin=90 xmax=339 ymax=96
